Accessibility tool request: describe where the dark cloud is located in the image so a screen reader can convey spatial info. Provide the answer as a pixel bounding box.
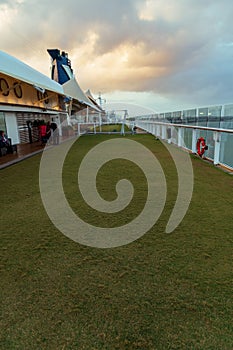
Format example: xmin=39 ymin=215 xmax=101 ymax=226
xmin=1 ymin=0 xmax=233 ymax=110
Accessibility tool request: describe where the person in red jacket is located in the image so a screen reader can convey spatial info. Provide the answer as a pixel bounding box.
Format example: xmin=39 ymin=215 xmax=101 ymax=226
xmin=39 ymin=124 xmax=47 ymax=145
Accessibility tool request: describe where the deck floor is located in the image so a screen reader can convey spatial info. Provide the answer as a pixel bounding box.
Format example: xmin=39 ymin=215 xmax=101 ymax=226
xmin=0 ymin=136 xmax=74 ymax=170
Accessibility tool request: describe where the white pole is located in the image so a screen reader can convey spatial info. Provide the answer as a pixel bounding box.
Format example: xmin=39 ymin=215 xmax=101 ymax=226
xmin=192 ymin=129 xmax=197 ymax=153
xmin=213 ymin=131 xmax=221 ymax=165
xmin=86 ymin=106 xmax=89 ymax=123
xmin=99 ymin=112 xmax=102 ymax=132
xmin=162 ymin=125 xmax=166 ymax=140
xmin=178 ymin=127 xmax=183 ymax=147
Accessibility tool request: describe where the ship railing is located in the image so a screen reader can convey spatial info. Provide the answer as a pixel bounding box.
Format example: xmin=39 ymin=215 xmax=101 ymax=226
xmin=134 ymin=120 xmax=233 ymax=170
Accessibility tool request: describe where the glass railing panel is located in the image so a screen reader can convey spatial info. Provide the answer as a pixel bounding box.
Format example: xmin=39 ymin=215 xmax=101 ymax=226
xmin=204 ymin=130 xmax=214 ymax=160
xmin=183 ymin=128 xmax=192 ymax=149
xmin=220 ymin=133 xmax=233 ymax=168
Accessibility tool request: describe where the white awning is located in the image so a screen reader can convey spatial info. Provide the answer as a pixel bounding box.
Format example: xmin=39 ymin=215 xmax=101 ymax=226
xmin=63 ymin=77 xmax=101 ymax=112
xmin=86 ymin=88 xmax=103 ymax=111
xmin=0 ymin=50 xmax=64 ymax=95
xmin=86 ymin=88 xmax=95 ymax=100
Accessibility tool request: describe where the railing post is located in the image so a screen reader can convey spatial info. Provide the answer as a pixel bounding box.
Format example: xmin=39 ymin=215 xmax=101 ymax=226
xmin=151 ymin=123 xmax=155 ymax=136
xmin=99 ymin=113 xmax=102 ymax=132
xmin=157 ymin=125 xmax=160 ymax=138
xmin=192 ymin=129 xmax=197 ymax=153
xmin=178 ymin=127 xmax=183 ymax=147
xmin=149 ymin=123 xmax=152 ymax=134
xmin=151 ymin=123 xmax=153 ymax=134
xmin=213 ymin=131 xmax=221 ymax=165
xmin=162 ymin=125 xmax=166 ymax=140
xmin=167 ymin=126 xmax=172 ymax=144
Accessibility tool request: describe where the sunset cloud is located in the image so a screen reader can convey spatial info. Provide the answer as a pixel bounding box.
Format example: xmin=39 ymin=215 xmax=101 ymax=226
xmin=1 ymin=0 xmax=233 ymax=112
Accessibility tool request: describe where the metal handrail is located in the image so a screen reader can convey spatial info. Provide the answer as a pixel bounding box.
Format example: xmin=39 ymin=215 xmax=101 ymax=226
xmin=136 ymin=120 xmax=233 ymax=134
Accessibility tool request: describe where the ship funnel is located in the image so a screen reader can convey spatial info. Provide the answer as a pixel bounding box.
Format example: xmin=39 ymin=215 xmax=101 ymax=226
xmin=47 ymin=49 xmax=74 ymax=85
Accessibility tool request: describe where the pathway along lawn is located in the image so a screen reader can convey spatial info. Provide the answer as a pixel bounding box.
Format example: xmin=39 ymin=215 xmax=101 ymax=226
xmin=0 ymin=134 xmax=233 ymax=349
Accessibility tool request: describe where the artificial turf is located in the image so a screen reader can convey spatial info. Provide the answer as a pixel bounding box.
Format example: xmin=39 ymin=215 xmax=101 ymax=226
xmin=0 ymin=134 xmax=233 ymax=349
xmin=93 ymin=123 xmax=130 ymax=133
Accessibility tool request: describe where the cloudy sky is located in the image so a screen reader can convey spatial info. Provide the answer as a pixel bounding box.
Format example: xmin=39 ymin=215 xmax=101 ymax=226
xmin=1 ymin=0 xmax=233 ymax=114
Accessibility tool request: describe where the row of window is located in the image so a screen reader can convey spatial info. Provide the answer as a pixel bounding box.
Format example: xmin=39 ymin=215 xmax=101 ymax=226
xmin=0 ymin=78 xmax=49 ymax=104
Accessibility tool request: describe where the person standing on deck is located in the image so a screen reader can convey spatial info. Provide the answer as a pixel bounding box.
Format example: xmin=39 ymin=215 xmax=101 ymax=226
xmin=51 ymin=120 xmax=59 ymax=145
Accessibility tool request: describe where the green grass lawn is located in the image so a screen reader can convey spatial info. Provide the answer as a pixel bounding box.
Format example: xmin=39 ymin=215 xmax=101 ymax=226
xmin=94 ymin=124 xmax=130 ymax=133
xmin=0 ymin=134 xmax=233 ymax=349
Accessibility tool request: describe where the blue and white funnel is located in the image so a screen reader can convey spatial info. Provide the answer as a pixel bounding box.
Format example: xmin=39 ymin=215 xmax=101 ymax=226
xmin=47 ymin=49 xmax=74 ymax=85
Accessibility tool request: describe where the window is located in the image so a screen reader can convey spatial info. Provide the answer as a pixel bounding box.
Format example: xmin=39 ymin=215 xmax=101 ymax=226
xmin=0 ymin=112 xmax=6 ymax=131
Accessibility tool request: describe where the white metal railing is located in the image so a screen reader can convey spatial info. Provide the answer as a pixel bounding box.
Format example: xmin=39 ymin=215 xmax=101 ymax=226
xmin=75 ymin=122 xmax=130 ymax=136
xmin=134 ymin=120 xmax=233 ymax=170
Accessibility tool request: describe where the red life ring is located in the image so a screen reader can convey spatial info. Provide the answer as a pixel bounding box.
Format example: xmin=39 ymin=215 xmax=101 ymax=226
xmin=196 ymin=137 xmax=207 ymax=157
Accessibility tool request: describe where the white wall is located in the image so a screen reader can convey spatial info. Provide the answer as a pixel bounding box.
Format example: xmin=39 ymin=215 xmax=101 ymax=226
xmin=5 ymin=113 xmax=20 ymax=144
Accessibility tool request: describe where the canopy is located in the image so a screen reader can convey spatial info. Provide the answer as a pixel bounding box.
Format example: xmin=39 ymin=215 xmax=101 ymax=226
xmin=86 ymin=89 xmax=95 ymax=100
xmin=0 ymin=50 xmax=64 ymax=95
xmin=86 ymin=89 xmax=103 ymax=111
xmin=63 ymin=78 xmax=101 ymax=112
